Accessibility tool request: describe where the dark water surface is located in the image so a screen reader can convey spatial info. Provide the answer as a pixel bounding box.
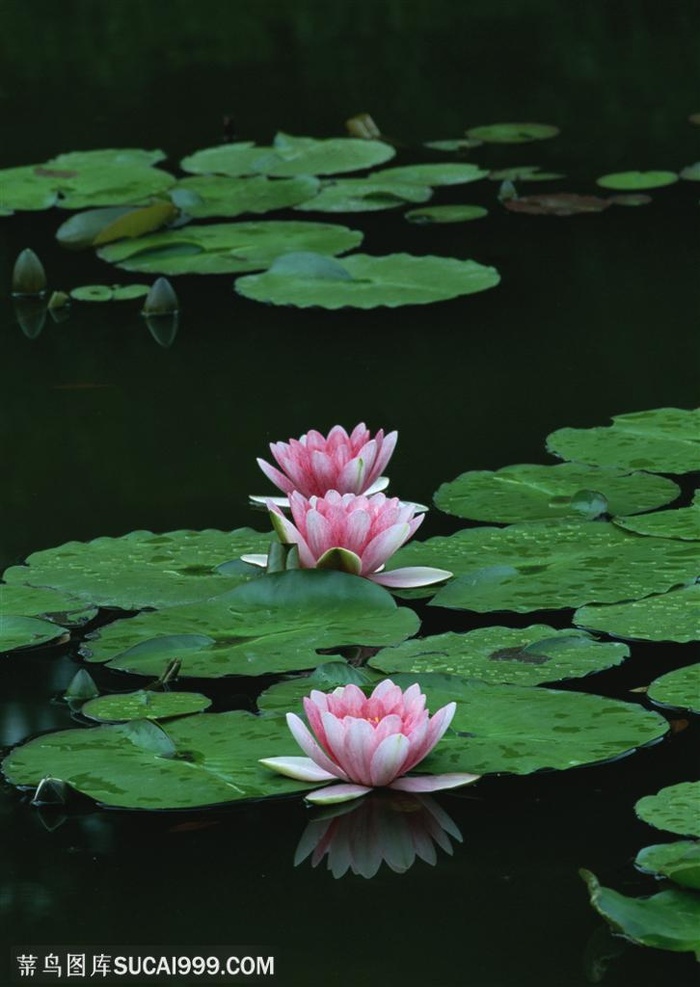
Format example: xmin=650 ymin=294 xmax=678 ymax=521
xmin=1 ymin=2 xmax=699 ymax=985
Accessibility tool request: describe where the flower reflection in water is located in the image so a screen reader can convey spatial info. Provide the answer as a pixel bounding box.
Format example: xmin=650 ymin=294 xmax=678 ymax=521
xmin=294 ymin=791 xmax=463 ymax=879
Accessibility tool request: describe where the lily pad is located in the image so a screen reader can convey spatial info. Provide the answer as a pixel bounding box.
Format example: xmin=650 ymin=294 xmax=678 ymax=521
xmin=404 ymin=677 xmax=667 ymax=775
xmin=1 ymin=711 xmax=315 ymax=809
xmin=294 ymin=177 xmax=432 ymax=213
xmin=0 ymin=583 xmax=96 ymax=625
xmin=111 ymin=284 xmax=150 ymax=301
xmin=388 ymin=520 xmax=700 ymax=613
xmin=488 ymin=166 xmax=565 ymax=181
xmin=465 ymin=123 xmax=560 ymax=143
xmin=680 ymin=162 xmax=700 ymax=181
xmin=260 ymin=133 xmax=396 ymax=177
xmin=235 ymin=252 xmax=500 ymax=309
xmin=424 ymin=138 xmax=483 ymax=151
xmin=635 ymin=842 xmax=700 ymax=890
xmin=368 ymin=626 xmax=629 ymax=686
xmin=504 ymin=193 xmax=611 ymax=216
xmin=596 ymin=170 xmax=678 ymax=191
xmin=257 ymin=665 xmax=382 ymax=714
xmin=614 ymin=499 xmax=700 ymax=541
xmin=647 ymin=663 xmax=700 ymax=713
xmin=180 ymin=142 xmax=272 ymax=177
xmin=56 ymin=207 xmax=134 ymax=248
xmin=575 ymin=585 xmax=700 ymax=644
xmin=546 ymin=407 xmax=700 ymax=473
xmin=97 ymin=220 xmax=363 ymax=275
xmin=81 ymin=690 xmax=212 ymax=723
xmin=0 ymin=615 xmax=68 ymax=654
xmin=434 ymin=464 xmax=679 ymax=523
xmin=404 ymin=205 xmax=488 ymax=224
xmin=50 ymin=149 xmax=167 ymax=168
xmin=70 ymin=285 xmax=114 ymax=302
xmin=173 ymin=175 xmax=321 ymax=217
xmin=81 ymin=570 xmax=420 ymax=677
xmin=369 ymin=163 xmax=488 ymax=186
xmin=581 ymin=870 xmax=700 ymax=953
xmin=635 ymin=783 xmax=700 ymax=837
xmin=2 ymin=528 xmax=270 ymax=610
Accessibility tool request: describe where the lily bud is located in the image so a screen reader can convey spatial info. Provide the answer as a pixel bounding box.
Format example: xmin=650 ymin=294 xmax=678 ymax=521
xmin=12 ymin=248 xmax=47 ymax=296
xmin=141 ymin=276 xmax=179 ymax=316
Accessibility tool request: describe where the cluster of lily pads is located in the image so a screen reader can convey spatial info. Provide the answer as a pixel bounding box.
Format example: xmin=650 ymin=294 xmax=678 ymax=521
xmin=3 ymin=119 xmax=697 ymax=311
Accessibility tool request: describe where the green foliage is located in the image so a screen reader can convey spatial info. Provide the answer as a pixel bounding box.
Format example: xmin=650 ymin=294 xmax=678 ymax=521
xmin=596 ymin=170 xmax=679 ymax=190
xmin=0 ymin=615 xmax=68 ymax=654
xmin=635 ymin=841 xmax=700 ymax=891
xmin=575 ymin=585 xmax=700 ymax=644
xmin=81 ymin=690 xmax=212 ymax=723
xmin=635 ymin=783 xmax=700 ymax=837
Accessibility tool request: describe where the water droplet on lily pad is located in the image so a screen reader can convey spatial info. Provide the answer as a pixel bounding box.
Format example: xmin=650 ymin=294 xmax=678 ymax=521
xmin=596 ymin=170 xmax=678 ymax=191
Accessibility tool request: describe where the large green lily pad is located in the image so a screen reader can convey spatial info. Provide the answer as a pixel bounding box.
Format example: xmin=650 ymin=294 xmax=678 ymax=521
xmin=81 ymin=570 xmax=420 ymax=677
xmin=388 ymin=520 xmax=700 ymax=612
xmin=434 ymin=463 xmax=679 ymax=523
xmin=581 ymin=870 xmax=700 ymax=953
xmin=647 ymin=663 xmax=700 ymax=713
xmin=180 ymin=142 xmax=272 ymax=177
xmin=3 ymin=528 xmax=269 ymax=610
xmin=235 ymin=252 xmax=500 ymax=309
xmin=0 ymin=615 xmax=68 ymax=654
xmin=97 ymin=221 xmax=363 ymax=275
xmin=546 ymin=408 xmax=700 ymax=473
xmin=596 ymin=170 xmax=678 ymax=191
xmin=368 ymin=163 xmax=488 ymax=186
xmin=636 ymin=842 xmax=700 ymax=890
xmin=615 ymin=496 xmax=700 ymax=541
xmin=635 ymin=783 xmax=700 ymax=837
xmin=51 ymin=149 xmax=167 ymax=168
xmin=1 ymin=711 xmax=315 ymax=809
xmin=172 ymin=175 xmax=321 ymax=217
xmin=575 ymin=584 xmax=700 ymax=644
xmin=0 ymin=582 xmax=96 ymax=625
xmin=81 ymin=690 xmax=212 ymax=723
xmin=401 ymin=676 xmax=668 ymax=775
xmin=368 ymin=626 xmax=629 ymax=686
xmin=294 ymin=177 xmax=432 ymax=212
xmin=465 ymin=123 xmax=560 ymax=143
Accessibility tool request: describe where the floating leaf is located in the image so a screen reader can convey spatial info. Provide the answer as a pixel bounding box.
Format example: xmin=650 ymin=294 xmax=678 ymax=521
xmin=369 ymin=625 xmax=629 ymax=686
xmin=575 ymin=584 xmax=700 ymax=644
xmin=1 ymin=711 xmax=315 ymax=809
xmin=235 ymin=252 xmax=500 ymax=309
xmin=465 ymin=123 xmax=560 ymax=143
xmin=172 ymin=175 xmax=321 ymax=217
xmin=607 ymin=193 xmax=653 ymax=206
xmin=504 ymin=193 xmax=611 ymax=216
xmin=596 ymin=170 xmax=678 ymax=191
xmin=3 ymin=528 xmax=270 ymax=610
xmin=294 ymin=177 xmax=432 ymax=212
xmin=404 ymin=205 xmax=488 ymax=224
xmin=111 ymin=284 xmax=150 ymax=301
xmin=434 ymin=464 xmax=679 ymax=523
xmin=614 ymin=500 xmax=700 ymax=541
xmin=257 ymin=665 xmax=382 ymax=714
xmin=92 ymin=200 xmax=178 ymax=244
xmin=97 ymin=221 xmax=363 ymax=275
xmin=70 ymin=285 xmax=114 ymax=302
xmin=0 ymin=167 xmax=60 ymax=211
xmin=0 ymin=583 xmax=96 ymax=625
xmin=81 ymin=570 xmax=419 ymax=677
xmin=262 ymin=133 xmax=396 ymax=177
xmin=404 ymin=677 xmax=667 ymax=775
xmin=180 ymin=142 xmax=271 ymax=177
xmin=0 ymin=616 xmax=68 ymax=653
xmin=423 ymin=138 xmax=483 ymax=151
xmin=581 ymin=870 xmax=700 ymax=953
xmin=647 ymin=663 xmax=700 ymax=712
xmin=389 ymin=520 xmax=700 ymax=613
xmin=81 ymin=690 xmax=212 ymax=723
xmin=50 ymin=149 xmax=167 ymax=169
xmin=680 ymin=162 xmax=700 ymax=181
xmin=635 ymin=842 xmax=700 ymax=891
xmin=488 ymin=166 xmax=565 ymax=181
xmin=369 ymin=163 xmax=488 ymax=186
xmin=56 ymin=207 xmax=134 ymax=248
xmin=635 ymin=783 xmax=700 ymax=837
xmin=546 ymin=407 xmax=700 ymax=473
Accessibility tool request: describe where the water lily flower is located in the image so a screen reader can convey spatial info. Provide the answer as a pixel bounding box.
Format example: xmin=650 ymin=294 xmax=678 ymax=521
xmin=263 ymin=489 xmax=451 ymax=589
xmin=260 ymin=679 xmax=479 ymax=805
xmin=257 ymin=423 xmax=397 ymax=499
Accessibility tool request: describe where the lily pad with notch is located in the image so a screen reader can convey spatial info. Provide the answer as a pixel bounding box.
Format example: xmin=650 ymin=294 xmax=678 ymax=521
xmin=0 ymin=615 xmax=69 ymax=654
xmin=294 ymin=177 xmax=432 ymax=213
xmin=635 ymin=782 xmax=700 ymax=837
xmin=81 ymin=690 xmax=212 ymax=723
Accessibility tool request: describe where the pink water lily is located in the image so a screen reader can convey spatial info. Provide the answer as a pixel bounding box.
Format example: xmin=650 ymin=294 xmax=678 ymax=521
xmin=257 ymin=423 xmax=397 ymax=499
xmin=260 ymin=680 xmax=480 ymax=805
xmin=266 ymin=489 xmax=451 ymax=589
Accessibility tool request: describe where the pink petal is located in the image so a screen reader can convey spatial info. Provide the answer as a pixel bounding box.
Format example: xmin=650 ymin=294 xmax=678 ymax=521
xmin=258 ymin=756 xmax=338 ymax=783
xmin=305 ymin=783 xmax=373 ymax=805
xmin=286 ymin=712 xmax=348 ymax=781
xmin=256 ymin=458 xmax=294 ymax=495
xmin=360 ymin=523 xmax=411 ymax=574
xmin=370 ymin=567 xmax=452 ymax=588
xmin=389 ymin=773 xmax=480 ymax=793
xmin=424 ymin=702 xmax=457 ymax=754
xmin=341 ymin=716 xmax=379 ymax=783
xmin=369 ymin=733 xmax=411 ymax=786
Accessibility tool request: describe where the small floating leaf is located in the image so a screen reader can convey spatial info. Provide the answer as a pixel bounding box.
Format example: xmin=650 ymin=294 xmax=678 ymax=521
xmin=235 ymin=252 xmax=500 ymax=309
xmin=434 ymin=464 xmax=679 ymax=523
xmin=370 ymin=162 xmax=488 ymax=186
xmin=679 ymin=162 xmax=700 ymax=181
xmin=405 ymin=204 xmax=488 ymax=224
xmin=575 ymin=584 xmax=700 ymax=644
xmin=70 ymin=285 xmax=114 ymax=302
xmin=504 ymin=193 xmax=611 ymax=215
xmin=635 ymin=842 xmax=700 ymax=891
xmin=647 ymin=663 xmax=700 ymax=712
xmin=111 ymin=284 xmax=150 ymax=301
xmin=81 ymin=690 xmax=211 ymax=723
xmin=0 ymin=616 xmax=68 ymax=653
xmin=636 ymin=782 xmax=700 ymax=837
xmin=294 ymin=177 xmax=431 ymax=213
xmin=424 ymin=138 xmax=483 ymax=151
xmin=596 ymin=170 xmax=678 ymax=191
xmin=465 ymin=122 xmax=560 ymax=143
xmin=488 ymin=166 xmax=564 ymax=181
xmin=546 ymin=407 xmax=700 ymax=473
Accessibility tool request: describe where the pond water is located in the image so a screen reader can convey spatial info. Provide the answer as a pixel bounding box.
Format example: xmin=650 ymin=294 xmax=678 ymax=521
xmin=1 ymin=2 xmax=699 ymax=985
